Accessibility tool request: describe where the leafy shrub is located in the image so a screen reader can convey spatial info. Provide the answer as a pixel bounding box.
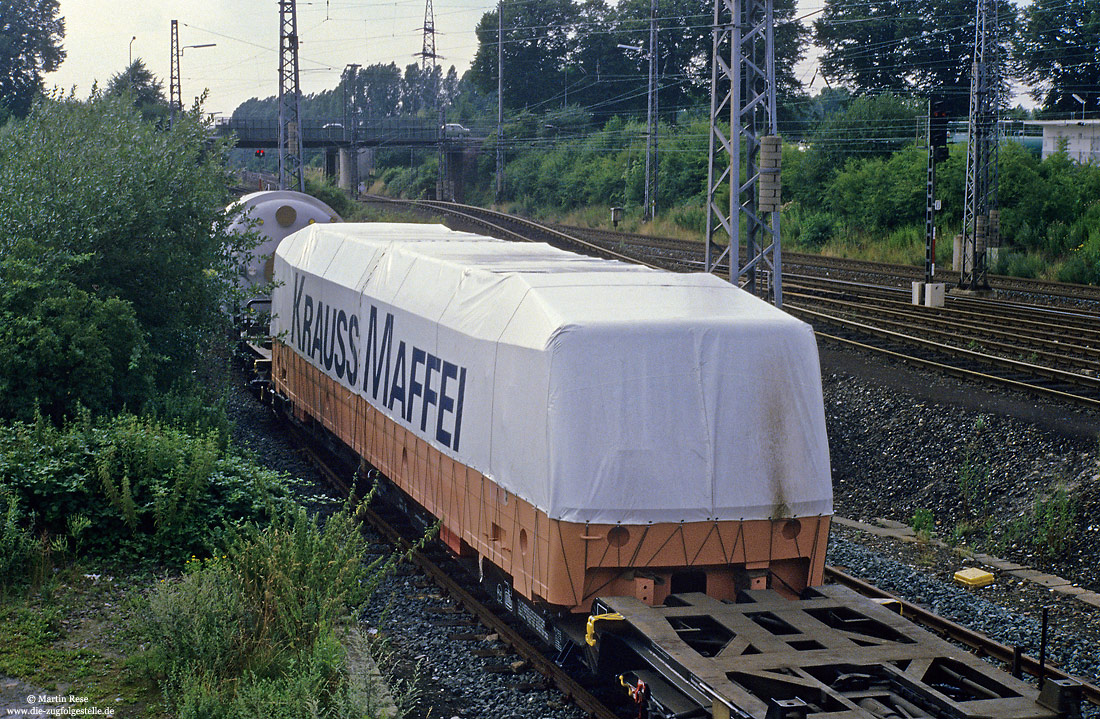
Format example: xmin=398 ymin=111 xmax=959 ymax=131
xmin=0 ymin=91 xmax=247 ymax=393
xmin=0 ymin=252 xmax=154 ymax=423
xmin=0 ymin=412 xmax=296 ymax=566
xmin=799 ymin=212 xmax=835 ymax=249
xmin=992 ymin=250 xmax=1046 ymax=279
xmin=143 ymin=503 xmax=390 ymax=717
xmin=304 ymin=176 xmax=351 ymax=218
xmin=1056 ymin=232 xmax=1100 ymax=285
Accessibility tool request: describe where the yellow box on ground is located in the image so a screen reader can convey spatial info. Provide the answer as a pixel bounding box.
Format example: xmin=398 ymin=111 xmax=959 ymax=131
xmin=954 ymin=567 xmax=995 ymax=588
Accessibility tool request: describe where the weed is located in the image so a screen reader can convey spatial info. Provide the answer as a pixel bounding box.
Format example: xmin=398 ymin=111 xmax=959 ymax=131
xmin=1033 ymin=485 xmax=1078 ymax=557
xmin=955 ymin=417 xmax=991 ymax=521
xmin=911 ymin=508 xmax=934 ymax=540
xmin=0 ymin=485 xmax=33 ymax=586
xmin=140 ymin=497 xmax=402 ymax=717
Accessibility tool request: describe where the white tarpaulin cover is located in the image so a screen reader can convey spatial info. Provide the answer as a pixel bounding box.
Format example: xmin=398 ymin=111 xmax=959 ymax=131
xmin=272 ymin=223 xmax=832 ymax=524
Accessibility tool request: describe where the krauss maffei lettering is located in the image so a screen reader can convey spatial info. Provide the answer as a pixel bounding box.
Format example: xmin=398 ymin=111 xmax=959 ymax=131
xmin=291 ymin=274 xmax=466 ymax=450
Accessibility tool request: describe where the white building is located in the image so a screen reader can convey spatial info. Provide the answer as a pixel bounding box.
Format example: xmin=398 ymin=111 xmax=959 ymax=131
xmin=1024 ymin=119 xmax=1100 ymax=163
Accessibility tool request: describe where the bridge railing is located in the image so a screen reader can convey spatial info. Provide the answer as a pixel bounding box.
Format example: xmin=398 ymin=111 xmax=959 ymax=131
xmin=220 ymin=117 xmax=447 ymax=147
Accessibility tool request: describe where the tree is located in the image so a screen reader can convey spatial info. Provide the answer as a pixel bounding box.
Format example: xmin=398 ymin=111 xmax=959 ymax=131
xmin=1015 ymin=0 xmax=1100 ymax=114
xmin=812 ymin=92 xmax=924 ymax=163
xmin=0 ymin=251 xmax=152 ymax=423
xmin=106 ymin=59 xmax=167 ymax=122
xmin=0 ymin=0 xmax=65 ymax=119
xmin=467 ymin=0 xmax=806 ymax=120
xmin=0 ymin=90 xmax=246 ymax=409
xmin=468 ymin=0 xmax=580 ymax=112
xmin=813 ymin=0 xmax=1014 ymax=117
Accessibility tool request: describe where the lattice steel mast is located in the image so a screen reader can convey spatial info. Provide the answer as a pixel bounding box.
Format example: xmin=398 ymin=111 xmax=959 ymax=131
xmin=959 ymin=0 xmax=1001 ymax=291
xmin=417 ymin=0 xmax=447 ymax=200
xmin=642 ymin=0 xmax=659 ymax=221
xmin=278 ymin=0 xmax=305 ymax=193
xmin=704 ymin=0 xmax=783 ymax=306
xmin=495 ymin=0 xmax=504 ymax=202
xmin=169 ymin=20 xmax=181 ymax=126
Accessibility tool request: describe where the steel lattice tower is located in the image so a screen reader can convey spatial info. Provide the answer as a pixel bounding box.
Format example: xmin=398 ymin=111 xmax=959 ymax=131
xmin=416 ymin=0 xmax=448 ymax=200
xmin=495 ymin=0 xmax=504 ymax=202
xmin=642 ymin=0 xmax=659 ymax=221
xmin=278 ymin=0 xmax=305 ymax=193
xmin=417 ymin=0 xmax=439 ymax=77
xmin=169 ymin=20 xmax=181 ymax=126
xmin=960 ymin=0 xmax=1000 ymax=291
xmin=704 ymin=0 xmax=783 ymax=306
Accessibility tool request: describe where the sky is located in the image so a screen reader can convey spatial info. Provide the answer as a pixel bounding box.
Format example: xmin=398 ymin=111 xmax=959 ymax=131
xmin=43 ymin=0 xmax=845 ymax=120
xmin=43 ymin=0 xmax=499 ymax=118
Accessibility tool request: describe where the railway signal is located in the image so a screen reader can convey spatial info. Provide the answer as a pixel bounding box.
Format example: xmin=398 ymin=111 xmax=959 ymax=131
xmin=931 ymin=99 xmax=950 ymax=162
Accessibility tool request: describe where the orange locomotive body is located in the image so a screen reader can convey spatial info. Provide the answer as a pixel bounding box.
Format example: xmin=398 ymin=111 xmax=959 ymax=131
xmin=269 ymin=222 xmax=833 ymax=615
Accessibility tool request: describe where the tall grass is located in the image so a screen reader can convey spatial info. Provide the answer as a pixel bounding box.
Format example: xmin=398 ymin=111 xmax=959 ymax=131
xmin=142 ymin=500 xmax=403 ymax=717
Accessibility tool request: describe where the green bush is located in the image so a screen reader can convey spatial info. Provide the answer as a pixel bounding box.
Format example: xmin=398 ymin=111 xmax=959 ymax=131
xmin=0 ymin=252 xmax=154 ymax=423
xmin=304 ymin=176 xmax=351 ymax=218
xmin=0 ymin=91 xmax=248 ymax=399
xmin=143 ymin=504 xmax=388 ymax=717
xmin=799 ymin=212 xmax=836 ymax=249
xmin=0 ymin=412 xmax=296 ymax=566
xmin=992 ymin=249 xmax=1046 ymax=279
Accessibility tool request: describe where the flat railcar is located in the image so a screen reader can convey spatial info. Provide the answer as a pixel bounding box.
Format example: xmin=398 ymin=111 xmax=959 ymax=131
xmin=269 ymin=222 xmax=832 ymax=617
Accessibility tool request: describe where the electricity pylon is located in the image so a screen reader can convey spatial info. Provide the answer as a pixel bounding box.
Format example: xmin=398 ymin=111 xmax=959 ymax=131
xmin=278 ymin=0 xmax=305 ymax=193
xmin=704 ymin=0 xmax=783 ymax=306
xmin=959 ymin=0 xmax=1001 ymax=291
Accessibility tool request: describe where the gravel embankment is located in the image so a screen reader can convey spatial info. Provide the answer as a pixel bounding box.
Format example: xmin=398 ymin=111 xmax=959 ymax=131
xmin=821 ymin=346 xmax=1100 ymax=591
xmin=828 ymin=532 xmax=1100 ymax=694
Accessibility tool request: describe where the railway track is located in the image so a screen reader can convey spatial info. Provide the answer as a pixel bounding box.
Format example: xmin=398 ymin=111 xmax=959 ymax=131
xmin=281 ymin=406 xmax=1098 ymax=719
xmin=286 ymin=421 xmax=620 ymax=719
xmin=361 ymin=196 xmax=1100 ymax=411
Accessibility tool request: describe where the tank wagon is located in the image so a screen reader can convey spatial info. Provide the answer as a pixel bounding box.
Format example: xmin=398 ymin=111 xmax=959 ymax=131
xmin=228 ymin=190 xmax=342 ymax=291
xmin=257 ymin=221 xmax=1080 ymax=719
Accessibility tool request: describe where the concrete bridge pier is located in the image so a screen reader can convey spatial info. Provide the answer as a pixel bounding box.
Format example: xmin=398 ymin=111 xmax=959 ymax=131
xmin=338 ymin=147 xmax=374 ymax=195
xmin=439 ymin=146 xmax=467 ymax=202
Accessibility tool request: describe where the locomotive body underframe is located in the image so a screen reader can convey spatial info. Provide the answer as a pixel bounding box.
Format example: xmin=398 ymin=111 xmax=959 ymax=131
xmin=271 ymin=339 xmax=831 ymax=612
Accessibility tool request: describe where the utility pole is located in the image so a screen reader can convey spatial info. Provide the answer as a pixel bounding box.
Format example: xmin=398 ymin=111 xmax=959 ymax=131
xmin=960 ymin=0 xmax=1000 ymax=291
xmin=169 ymin=21 xmax=181 ymax=127
xmin=278 ymin=0 xmax=305 ymax=193
xmin=343 ymin=64 xmax=360 ymax=198
xmin=704 ymin=0 xmax=783 ymax=306
xmin=642 ymin=0 xmax=659 ymax=222
xmin=926 ymin=99 xmax=949 ymax=284
xmin=495 ymin=0 xmax=504 ymax=203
